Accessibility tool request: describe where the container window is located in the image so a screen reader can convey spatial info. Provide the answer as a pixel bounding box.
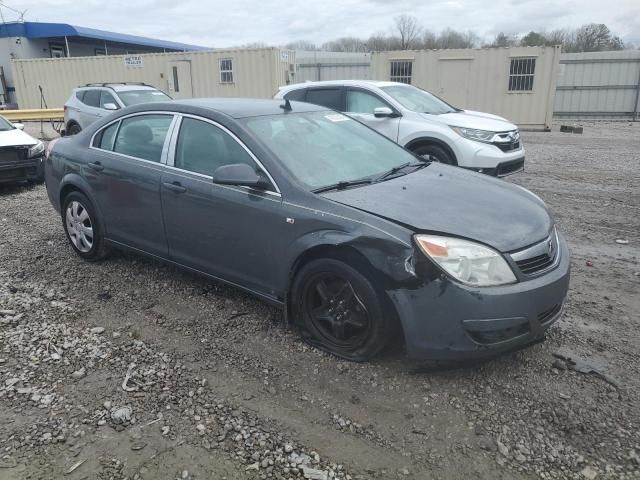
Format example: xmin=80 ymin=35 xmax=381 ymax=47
xmin=390 ymin=60 xmax=412 ymax=84
xmin=508 ymin=57 xmax=536 ymax=91
xmin=220 ymin=58 xmax=233 ymax=83
xmin=172 ymin=66 xmax=180 ymax=93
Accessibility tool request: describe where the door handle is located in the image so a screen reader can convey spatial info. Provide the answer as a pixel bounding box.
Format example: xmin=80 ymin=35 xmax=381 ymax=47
xmin=163 ymin=181 xmax=187 ymax=193
xmin=88 ymin=161 xmax=104 ymax=172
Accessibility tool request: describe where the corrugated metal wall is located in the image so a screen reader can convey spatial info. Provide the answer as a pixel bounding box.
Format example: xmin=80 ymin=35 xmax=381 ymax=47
xmin=294 ymin=51 xmax=370 ymax=82
xmin=554 ymin=51 xmax=640 ymax=120
xmin=371 ymin=46 xmax=561 ymax=130
xmin=11 ymin=48 xmax=296 ymax=108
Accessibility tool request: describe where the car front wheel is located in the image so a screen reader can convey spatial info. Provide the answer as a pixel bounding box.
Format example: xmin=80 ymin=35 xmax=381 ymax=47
xmin=291 ymin=258 xmax=394 ymax=361
xmin=62 ymin=192 xmax=108 ymax=261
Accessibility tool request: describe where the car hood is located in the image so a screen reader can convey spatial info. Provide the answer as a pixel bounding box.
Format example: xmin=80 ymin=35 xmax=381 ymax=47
xmin=322 ymin=164 xmax=552 ymax=252
xmin=0 ymin=128 xmax=38 ymax=147
xmin=428 ymin=110 xmax=517 ymax=132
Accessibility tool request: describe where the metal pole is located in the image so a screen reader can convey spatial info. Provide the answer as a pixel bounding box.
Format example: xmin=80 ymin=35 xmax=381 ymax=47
xmin=104 ymin=40 xmax=108 ymax=55
xmin=634 ymin=61 xmax=640 ymax=122
xmin=64 ymin=36 xmax=70 ymax=57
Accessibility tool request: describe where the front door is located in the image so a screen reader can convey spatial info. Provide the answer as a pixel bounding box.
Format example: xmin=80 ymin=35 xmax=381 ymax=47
xmin=344 ymin=88 xmax=400 ymax=141
xmin=167 ymin=61 xmax=193 ymax=99
xmin=160 ymin=116 xmax=284 ymax=297
xmin=84 ymin=113 xmax=175 ymax=256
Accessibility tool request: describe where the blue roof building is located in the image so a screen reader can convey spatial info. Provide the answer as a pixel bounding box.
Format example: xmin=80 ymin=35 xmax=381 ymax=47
xmin=0 ymin=21 xmax=208 ymax=104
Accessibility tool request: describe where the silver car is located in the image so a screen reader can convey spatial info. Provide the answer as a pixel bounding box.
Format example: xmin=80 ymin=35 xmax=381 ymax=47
xmin=64 ymin=83 xmax=171 ymax=135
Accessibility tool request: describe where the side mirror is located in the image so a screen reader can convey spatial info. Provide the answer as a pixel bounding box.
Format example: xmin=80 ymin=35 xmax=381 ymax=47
xmin=12 ymin=122 xmax=24 ymax=130
xmin=212 ymin=163 xmax=270 ymax=190
xmin=103 ymin=102 xmax=118 ymax=111
xmin=374 ymin=107 xmax=395 ymax=118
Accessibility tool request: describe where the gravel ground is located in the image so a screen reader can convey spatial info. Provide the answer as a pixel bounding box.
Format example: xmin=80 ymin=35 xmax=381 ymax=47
xmin=0 ymin=122 xmax=639 ymax=479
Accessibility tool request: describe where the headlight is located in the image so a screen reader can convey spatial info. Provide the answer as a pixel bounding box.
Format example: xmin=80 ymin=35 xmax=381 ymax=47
xmin=450 ymin=126 xmax=496 ymax=144
xmin=28 ymin=141 xmax=45 ymax=158
xmin=415 ymin=234 xmax=517 ymax=287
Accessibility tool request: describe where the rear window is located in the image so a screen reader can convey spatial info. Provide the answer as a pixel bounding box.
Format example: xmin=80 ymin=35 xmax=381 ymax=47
xmin=82 ymin=89 xmax=101 ymax=108
xmin=283 ymin=89 xmax=306 ymax=102
xmin=305 ymin=88 xmax=342 ymax=110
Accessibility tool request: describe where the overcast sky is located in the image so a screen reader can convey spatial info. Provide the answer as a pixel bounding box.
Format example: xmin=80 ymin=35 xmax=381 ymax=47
xmin=3 ymin=0 xmax=639 ymax=47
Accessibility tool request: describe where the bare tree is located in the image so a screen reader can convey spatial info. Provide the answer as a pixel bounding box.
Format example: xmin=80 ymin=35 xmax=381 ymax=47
xmin=486 ymin=32 xmax=518 ymax=47
xmin=321 ymin=37 xmax=367 ymax=52
xmin=436 ymin=28 xmax=477 ymax=49
xmin=394 ymin=14 xmax=422 ymax=50
xmin=284 ymin=40 xmax=319 ymax=51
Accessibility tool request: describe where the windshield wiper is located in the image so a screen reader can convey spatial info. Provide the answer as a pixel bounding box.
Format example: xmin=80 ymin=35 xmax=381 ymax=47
xmin=374 ymin=161 xmax=427 ymax=183
xmin=312 ymin=178 xmax=373 ymax=194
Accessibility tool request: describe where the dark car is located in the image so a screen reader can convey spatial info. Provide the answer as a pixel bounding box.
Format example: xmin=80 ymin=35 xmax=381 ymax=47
xmin=44 ymin=98 xmax=570 ymax=362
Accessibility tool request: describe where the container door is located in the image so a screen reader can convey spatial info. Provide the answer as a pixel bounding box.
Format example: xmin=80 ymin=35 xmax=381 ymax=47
xmin=167 ymin=61 xmax=193 ymax=99
xmin=437 ymin=59 xmax=472 ymax=108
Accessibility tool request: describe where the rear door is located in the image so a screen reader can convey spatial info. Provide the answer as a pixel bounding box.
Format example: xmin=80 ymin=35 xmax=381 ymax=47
xmin=77 ymin=89 xmax=103 ymax=128
xmin=345 ymin=88 xmax=401 ymax=141
xmin=86 ymin=113 xmax=176 ymax=256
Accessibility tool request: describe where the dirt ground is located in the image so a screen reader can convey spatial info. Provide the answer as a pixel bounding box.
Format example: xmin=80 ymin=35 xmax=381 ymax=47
xmin=0 ymin=122 xmax=639 ymax=480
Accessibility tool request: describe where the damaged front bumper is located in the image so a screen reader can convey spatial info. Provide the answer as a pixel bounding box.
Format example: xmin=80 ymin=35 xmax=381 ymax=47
xmin=388 ymin=233 xmax=571 ymax=361
xmin=0 ymin=156 xmax=44 ymax=184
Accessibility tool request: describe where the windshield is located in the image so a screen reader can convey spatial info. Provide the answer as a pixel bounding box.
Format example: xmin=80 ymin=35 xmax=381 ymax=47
xmin=0 ymin=116 xmax=15 ymax=131
xmin=243 ymin=111 xmax=420 ymax=191
xmin=381 ymin=85 xmax=458 ymax=114
xmin=118 ymin=89 xmax=171 ymax=106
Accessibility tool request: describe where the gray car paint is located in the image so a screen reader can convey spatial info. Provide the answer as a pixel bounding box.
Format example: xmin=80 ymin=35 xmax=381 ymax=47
xmin=45 ymin=98 xmax=570 ymax=361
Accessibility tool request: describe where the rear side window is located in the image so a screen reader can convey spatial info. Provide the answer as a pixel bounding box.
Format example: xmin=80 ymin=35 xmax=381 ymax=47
xmin=92 ymin=121 xmax=119 ymax=150
xmin=113 ymin=114 xmax=173 ymax=162
xmin=83 ymin=89 xmax=101 ymax=108
xmin=283 ymin=89 xmax=306 ymax=102
xmin=174 ymin=118 xmax=254 ymax=176
xmin=75 ymin=90 xmax=86 ymax=102
xmin=305 ymin=88 xmax=342 ymax=110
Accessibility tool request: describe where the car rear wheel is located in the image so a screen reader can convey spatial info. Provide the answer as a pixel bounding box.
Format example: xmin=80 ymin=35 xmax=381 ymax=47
xmin=412 ymin=144 xmax=455 ymax=165
xmin=67 ymin=122 xmax=82 ymax=135
xmin=291 ymin=258 xmax=393 ymax=361
xmin=62 ymin=192 xmax=108 ymax=261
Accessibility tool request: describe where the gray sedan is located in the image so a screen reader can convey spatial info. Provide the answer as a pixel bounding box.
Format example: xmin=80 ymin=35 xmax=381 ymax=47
xmin=44 ymin=98 xmax=570 ymax=362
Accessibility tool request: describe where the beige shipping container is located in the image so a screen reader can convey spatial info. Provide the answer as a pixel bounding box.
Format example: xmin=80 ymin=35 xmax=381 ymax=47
xmin=11 ymin=47 xmax=296 ymax=109
xmin=371 ymin=46 xmax=561 ymax=130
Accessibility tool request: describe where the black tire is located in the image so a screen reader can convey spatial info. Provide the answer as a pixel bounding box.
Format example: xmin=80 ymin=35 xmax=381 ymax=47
xmin=61 ymin=191 xmax=109 ymax=261
xmin=67 ymin=122 xmax=82 ymax=135
xmin=412 ymin=144 xmax=455 ymax=165
xmin=291 ymin=258 xmax=395 ymax=362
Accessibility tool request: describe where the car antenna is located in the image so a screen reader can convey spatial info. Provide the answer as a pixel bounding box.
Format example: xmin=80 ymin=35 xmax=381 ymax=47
xmin=280 ymin=98 xmax=292 ymax=112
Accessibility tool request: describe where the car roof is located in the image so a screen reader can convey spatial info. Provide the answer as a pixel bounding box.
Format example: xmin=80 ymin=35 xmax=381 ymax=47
xmin=170 ymin=98 xmax=328 ymax=118
xmin=279 ymin=80 xmax=402 ymax=91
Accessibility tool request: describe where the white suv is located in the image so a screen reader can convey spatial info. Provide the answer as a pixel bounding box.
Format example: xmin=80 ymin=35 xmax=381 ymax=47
xmin=275 ymin=80 xmax=524 ymax=176
xmin=64 ymin=83 xmax=171 ymax=135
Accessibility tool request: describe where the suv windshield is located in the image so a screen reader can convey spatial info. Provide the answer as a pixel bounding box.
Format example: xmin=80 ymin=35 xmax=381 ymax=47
xmin=118 ymin=89 xmax=171 ymax=106
xmin=381 ymin=85 xmax=458 ymax=114
xmin=244 ymin=111 xmax=421 ymax=191
xmin=0 ymin=116 xmax=15 ymax=131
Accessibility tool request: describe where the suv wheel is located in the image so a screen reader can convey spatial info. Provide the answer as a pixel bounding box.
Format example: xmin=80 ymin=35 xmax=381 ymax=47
xmin=67 ymin=123 xmax=82 ymax=135
xmin=412 ymin=144 xmax=455 ymax=165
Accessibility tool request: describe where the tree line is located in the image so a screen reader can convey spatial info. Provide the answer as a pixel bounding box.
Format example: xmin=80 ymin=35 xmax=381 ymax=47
xmin=278 ymin=16 xmax=629 ymax=53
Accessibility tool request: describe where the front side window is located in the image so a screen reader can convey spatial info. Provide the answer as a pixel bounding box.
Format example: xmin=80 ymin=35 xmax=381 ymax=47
xmin=508 ymin=57 xmax=536 ymax=91
xmin=220 ymin=58 xmax=233 ymax=83
xmin=390 ymin=60 xmax=412 ymax=84
xmin=174 ymin=117 xmax=254 ymax=176
xmin=243 ymin=111 xmax=419 ymax=191
xmin=306 ymin=89 xmax=342 ymax=111
xmin=112 ymin=114 xmax=173 ymax=162
xmin=100 ymin=91 xmax=119 ymax=109
xmin=346 ymin=90 xmax=388 ymax=114
xmin=82 ymin=89 xmax=101 ymax=108
xmin=92 ymin=121 xmax=119 ymax=150
xmin=381 ymin=85 xmax=457 ymax=114
xmin=118 ymin=89 xmax=171 ymax=106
